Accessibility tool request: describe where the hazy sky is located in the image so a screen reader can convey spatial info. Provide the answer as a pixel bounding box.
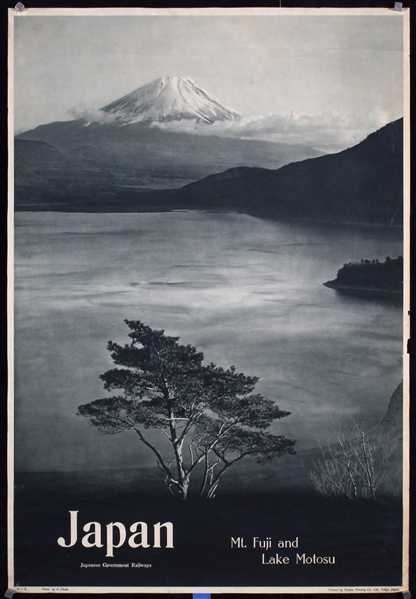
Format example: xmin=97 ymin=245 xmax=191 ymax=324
xmin=13 ymin=12 xmax=405 ymax=136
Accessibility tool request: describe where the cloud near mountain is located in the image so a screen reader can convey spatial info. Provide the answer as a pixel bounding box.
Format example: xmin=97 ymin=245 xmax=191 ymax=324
xmin=150 ymin=109 xmax=397 ymax=153
xmin=69 ymin=104 xmax=396 ymax=154
xmin=66 ymin=75 xmax=399 ymax=153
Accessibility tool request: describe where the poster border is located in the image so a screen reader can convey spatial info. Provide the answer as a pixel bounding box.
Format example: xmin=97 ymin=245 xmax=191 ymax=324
xmin=6 ymin=5 xmax=411 ymax=594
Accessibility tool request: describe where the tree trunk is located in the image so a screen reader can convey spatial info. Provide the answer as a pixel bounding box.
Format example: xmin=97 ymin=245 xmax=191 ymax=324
xmin=178 ymin=477 xmax=190 ymax=500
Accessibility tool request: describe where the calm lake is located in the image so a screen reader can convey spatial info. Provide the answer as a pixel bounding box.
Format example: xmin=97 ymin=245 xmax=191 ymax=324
xmin=14 ymin=211 xmax=403 ymax=472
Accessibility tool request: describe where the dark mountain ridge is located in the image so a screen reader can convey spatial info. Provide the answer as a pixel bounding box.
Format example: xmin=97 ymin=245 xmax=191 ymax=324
xmin=174 ymin=118 xmax=403 ymax=225
xmin=15 ymin=119 xmax=323 ymax=198
xmin=15 ymin=118 xmax=403 ymax=226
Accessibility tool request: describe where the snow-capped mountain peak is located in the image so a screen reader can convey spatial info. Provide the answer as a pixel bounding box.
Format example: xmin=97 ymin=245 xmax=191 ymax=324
xmin=101 ymin=76 xmax=241 ymax=124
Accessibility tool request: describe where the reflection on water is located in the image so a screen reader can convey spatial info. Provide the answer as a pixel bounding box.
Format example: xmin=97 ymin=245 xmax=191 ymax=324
xmin=334 ymin=287 xmax=403 ymax=307
xmin=14 ymin=211 xmax=403 ymax=471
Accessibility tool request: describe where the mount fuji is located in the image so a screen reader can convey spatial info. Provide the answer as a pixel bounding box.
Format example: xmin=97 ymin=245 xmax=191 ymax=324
xmin=15 ymin=76 xmax=327 ymax=208
xmin=101 ymin=76 xmax=241 ymax=124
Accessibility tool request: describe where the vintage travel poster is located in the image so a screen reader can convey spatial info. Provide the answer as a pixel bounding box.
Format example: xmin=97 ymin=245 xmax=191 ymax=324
xmin=8 ymin=7 xmax=410 ymax=593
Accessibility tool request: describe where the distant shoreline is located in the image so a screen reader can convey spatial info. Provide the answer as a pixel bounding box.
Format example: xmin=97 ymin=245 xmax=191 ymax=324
xmin=13 ymin=207 xmax=404 ymax=231
xmin=323 ymin=280 xmax=403 ymax=296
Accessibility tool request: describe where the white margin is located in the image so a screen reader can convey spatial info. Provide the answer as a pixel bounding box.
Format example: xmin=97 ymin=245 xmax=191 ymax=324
xmin=7 ymin=7 xmax=15 ymax=593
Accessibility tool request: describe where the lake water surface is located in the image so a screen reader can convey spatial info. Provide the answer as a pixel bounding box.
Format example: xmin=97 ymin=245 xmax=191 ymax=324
xmin=14 ymin=211 xmax=403 ymax=471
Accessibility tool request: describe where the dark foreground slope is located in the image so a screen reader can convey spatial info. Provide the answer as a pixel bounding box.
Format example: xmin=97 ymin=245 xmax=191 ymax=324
xmin=13 ymin=383 xmax=403 ymax=588
xmin=14 ymin=480 xmax=402 ymax=588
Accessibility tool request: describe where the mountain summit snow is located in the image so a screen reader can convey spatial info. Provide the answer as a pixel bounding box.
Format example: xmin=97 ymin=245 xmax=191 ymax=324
xmin=101 ymin=76 xmax=241 ymax=124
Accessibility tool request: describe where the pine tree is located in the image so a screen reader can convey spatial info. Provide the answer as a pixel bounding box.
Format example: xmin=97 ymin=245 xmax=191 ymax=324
xmin=78 ymin=320 xmax=296 ymax=499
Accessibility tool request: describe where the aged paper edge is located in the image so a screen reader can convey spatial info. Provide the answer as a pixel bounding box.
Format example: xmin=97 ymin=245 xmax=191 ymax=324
xmin=7 ymin=6 xmax=411 ymax=594
xmin=7 ymin=7 xmax=16 ymax=594
xmin=6 ymin=6 xmax=410 ymax=16
xmin=401 ymin=6 xmax=411 ymax=593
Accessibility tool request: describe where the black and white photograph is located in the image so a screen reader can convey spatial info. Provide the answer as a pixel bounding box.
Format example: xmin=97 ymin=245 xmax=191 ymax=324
xmin=8 ymin=7 xmax=410 ymax=593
